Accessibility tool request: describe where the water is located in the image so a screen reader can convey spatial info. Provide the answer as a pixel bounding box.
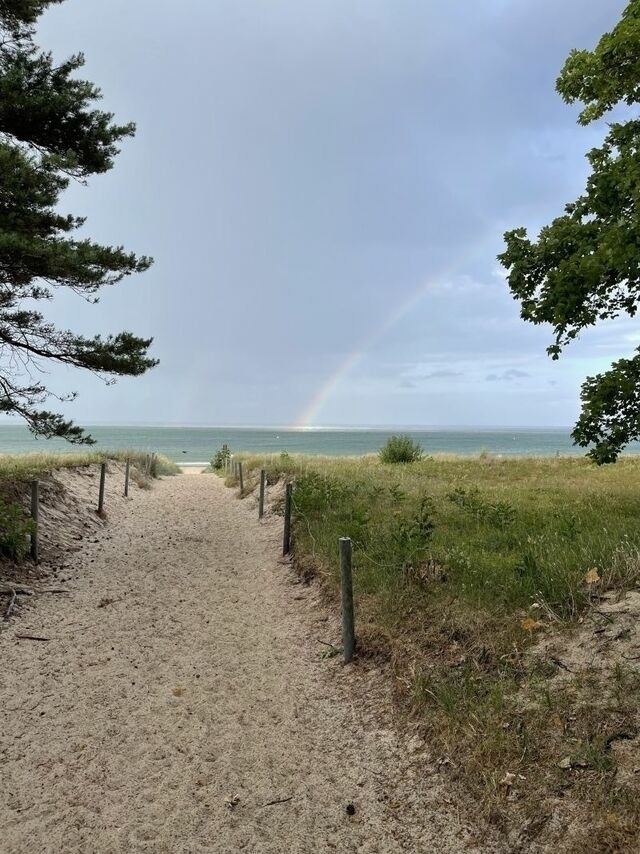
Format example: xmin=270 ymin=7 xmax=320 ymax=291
xmin=0 ymin=423 xmax=631 ymax=463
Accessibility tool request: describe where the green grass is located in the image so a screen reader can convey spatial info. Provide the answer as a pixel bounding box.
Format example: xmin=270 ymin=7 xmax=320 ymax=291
xmin=235 ymin=452 xmax=640 ymax=614
xmin=0 ymin=449 xmax=180 ymax=479
xmin=226 ymin=451 xmax=640 ymax=850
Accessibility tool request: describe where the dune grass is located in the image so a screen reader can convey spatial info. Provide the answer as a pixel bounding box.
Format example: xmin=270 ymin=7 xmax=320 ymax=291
xmin=225 ymin=451 xmax=640 ymax=851
xmin=235 ymin=452 xmax=640 ymax=614
xmin=0 ymin=449 xmax=180 ymax=480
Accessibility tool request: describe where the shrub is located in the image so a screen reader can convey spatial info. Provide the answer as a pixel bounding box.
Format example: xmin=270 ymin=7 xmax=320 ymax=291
xmin=212 ymin=446 xmax=231 ymax=470
xmin=379 ymin=434 xmax=423 ymax=464
xmin=0 ymin=496 xmax=35 ymax=560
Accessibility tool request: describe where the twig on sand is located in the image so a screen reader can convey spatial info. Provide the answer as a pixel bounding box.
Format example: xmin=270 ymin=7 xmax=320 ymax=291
xmin=1 ymin=586 xmax=67 ymax=596
xmin=262 ymin=796 xmax=293 ymax=807
xmin=15 ymin=634 xmax=50 ymax=642
xmin=3 ymin=589 xmax=17 ymax=621
xmin=33 ymin=589 xmax=68 ymax=595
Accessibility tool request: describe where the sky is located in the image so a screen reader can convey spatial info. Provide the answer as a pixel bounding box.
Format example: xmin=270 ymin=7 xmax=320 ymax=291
xmin=22 ymin=0 xmax=632 ymax=428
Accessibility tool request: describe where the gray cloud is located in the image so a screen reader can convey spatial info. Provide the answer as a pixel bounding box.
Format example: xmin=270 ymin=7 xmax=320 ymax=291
xmin=486 ymin=369 xmax=532 ymax=382
xmin=413 ymin=370 xmax=464 ymax=381
xmin=17 ymin=0 xmax=630 ymax=428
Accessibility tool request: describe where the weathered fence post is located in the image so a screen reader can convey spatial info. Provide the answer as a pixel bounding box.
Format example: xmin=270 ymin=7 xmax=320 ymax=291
xmin=150 ymin=453 xmax=158 ymax=478
xmin=30 ymin=480 xmax=39 ymax=563
xmin=238 ymin=462 xmax=244 ymax=495
xmin=98 ymin=462 xmax=106 ymax=515
xmin=124 ymin=460 xmax=130 ymax=497
xmin=340 ymin=537 xmax=355 ymax=663
xmin=259 ymin=469 xmax=266 ymax=518
xmin=283 ymin=482 xmax=293 ymax=556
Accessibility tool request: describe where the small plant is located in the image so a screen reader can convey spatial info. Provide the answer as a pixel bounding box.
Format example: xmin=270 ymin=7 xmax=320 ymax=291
xmin=319 ymin=642 xmax=340 ymax=660
xmin=447 ymin=487 xmax=516 ymax=527
xmin=0 ymin=496 xmax=35 ymax=560
xmin=212 ymin=446 xmax=231 ymax=470
xmin=389 ymin=483 xmax=407 ymax=503
xmin=379 ymin=434 xmax=423 ymax=464
xmin=388 ymin=496 xmax=435 ymax=571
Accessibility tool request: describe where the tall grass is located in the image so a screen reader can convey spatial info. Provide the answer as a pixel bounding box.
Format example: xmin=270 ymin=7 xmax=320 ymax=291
xmin=0 ymin=449 xmax=180 ymax=479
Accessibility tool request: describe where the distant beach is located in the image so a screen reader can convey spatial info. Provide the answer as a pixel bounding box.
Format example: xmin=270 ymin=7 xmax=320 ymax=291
xmin=1 ymin=423 xmax=636 ymax=462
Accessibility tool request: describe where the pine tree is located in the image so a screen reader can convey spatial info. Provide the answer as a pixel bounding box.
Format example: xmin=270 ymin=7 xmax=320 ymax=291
xmin=0 ymin=0 xmax=156 ymax=443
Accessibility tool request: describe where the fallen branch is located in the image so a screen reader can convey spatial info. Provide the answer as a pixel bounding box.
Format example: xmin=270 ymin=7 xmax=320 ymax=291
xmin=0 ymin=584 xmax=33 ymax=595
xmin=15 ymin=634 xmax=50 ymax=642
xmin=3 ymin=589 xmax=17 ymax=621
xmin=262 ymin=796 xmax=293 ymax=807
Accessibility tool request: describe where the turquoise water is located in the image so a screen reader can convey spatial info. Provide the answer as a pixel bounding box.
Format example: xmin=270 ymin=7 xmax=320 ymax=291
xmin=0 ymin=423 xmax=632 ymax=462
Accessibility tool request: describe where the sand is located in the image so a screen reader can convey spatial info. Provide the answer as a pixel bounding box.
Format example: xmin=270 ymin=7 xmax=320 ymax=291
xmin=0 ymin=470 xmax=501 ymax=853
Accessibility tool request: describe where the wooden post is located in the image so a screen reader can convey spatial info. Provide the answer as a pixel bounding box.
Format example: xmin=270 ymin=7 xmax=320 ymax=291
xmin=98 ymin=462 xmax=106 ymax=515
xmin=340 ymin=537 xmax=355 ymax=663
xmin=30 ymin=480 xmax=39 ymax=563
xmin=283 ymin=482 xmax=293 ymax=556
xmin=150 ymin=453 xmax=157 ymax=478
xmin=259 ymin=469 xmax=266 ymax=518
xmin=238 ymin=462 xmax=244 ymax=495
xmin=124 ymin=460 xmax=130 ymax=497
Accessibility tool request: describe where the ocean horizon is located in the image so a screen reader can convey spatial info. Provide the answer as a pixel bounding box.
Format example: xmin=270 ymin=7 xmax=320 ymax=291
xmin=0 ymin=423 xmax=636 ymax=463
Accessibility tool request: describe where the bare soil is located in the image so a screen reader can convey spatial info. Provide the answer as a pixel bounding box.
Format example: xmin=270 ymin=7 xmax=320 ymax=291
xmin=0 ymin=469 xmax=502 ymax=853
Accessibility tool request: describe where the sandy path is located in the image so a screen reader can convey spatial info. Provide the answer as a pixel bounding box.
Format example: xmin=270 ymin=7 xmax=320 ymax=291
xmin=0 ymin=474 xmax=499 ymax=853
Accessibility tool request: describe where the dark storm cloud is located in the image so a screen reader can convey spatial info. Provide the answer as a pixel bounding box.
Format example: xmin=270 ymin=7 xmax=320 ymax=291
xmin=29 ymin=0 xmax=630 ymax=427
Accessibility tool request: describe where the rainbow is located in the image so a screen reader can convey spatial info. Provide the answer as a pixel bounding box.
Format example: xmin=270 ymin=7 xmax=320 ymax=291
xmin=295 ymin=268 xmax=457 ymax=428
xmin=294 ymin=229 xmax=495 ymax=429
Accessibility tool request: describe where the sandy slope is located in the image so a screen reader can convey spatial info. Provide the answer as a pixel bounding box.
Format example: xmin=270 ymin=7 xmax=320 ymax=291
xmin=0 ymin=472 xmax=501 ymax=853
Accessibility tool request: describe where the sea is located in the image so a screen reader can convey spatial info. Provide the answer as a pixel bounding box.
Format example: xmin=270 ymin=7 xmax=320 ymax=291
xmin=0 ymin=424 xmax=633 ymax=463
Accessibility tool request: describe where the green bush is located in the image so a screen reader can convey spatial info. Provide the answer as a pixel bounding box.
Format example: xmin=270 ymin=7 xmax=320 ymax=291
xmin=0 ymin=496 xmax=35 ymax=560
xmin=379 ymin=434 xmax=423 ymax=464
xmin=211 ymin=446 xmax=231 ymax=470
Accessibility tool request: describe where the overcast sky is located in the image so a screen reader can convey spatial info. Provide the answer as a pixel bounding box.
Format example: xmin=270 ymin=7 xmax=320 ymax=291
xmin=29 ymin=0 xmax=631 ymax=427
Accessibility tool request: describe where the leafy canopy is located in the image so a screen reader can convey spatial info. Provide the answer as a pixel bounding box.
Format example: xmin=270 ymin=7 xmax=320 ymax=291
xmin=0 ymin=0 xmax=156 ymax=443
xmin=499 ymin=1 xmax=640 ymax=463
